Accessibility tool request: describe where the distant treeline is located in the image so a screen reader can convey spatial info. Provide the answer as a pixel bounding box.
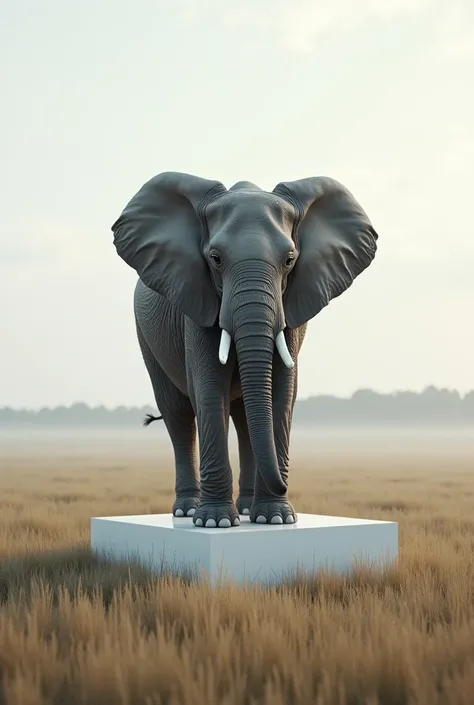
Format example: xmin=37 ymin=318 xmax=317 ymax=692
xmin=1 ymin=387 xmax=473 ymax=427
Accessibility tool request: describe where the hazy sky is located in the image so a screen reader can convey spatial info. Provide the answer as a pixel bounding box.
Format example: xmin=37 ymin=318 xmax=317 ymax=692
xmin=1 ymin=0 xmax=473 ymax=408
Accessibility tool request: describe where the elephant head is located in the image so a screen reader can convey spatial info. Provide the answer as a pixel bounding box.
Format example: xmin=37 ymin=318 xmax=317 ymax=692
xmin=112 ymin=171 xmax=378 ymax=496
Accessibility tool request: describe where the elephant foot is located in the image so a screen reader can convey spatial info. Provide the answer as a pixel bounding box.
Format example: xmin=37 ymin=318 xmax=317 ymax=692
xmin=249 ymin=498 xmax=297 ymax=525
xmin=193 ymin=501 xmax=240 ymax=529
xmin=172 ymin=495 xmax=200 ymax=518
xmin=236 ymin=494 xmax=253 ymax=516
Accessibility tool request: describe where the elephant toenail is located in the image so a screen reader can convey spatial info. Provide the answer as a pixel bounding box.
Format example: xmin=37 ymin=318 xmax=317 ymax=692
xmin=174 ymin=509 xmax=184 ymax=517
xmin=270 ymin=515 xmax=283 ymax=524
xmin=186 ymin=508 xmax=196 ymax=517
xmin=205 ymin=518 xmax=217 ymax=528
xmin=256 ymin=515 xmax=267 ymax=524
xmin=218 ymin=518 xmax=231 ymax=528
xmin=285 ymin=515 xmax=295 ymax=524
xmin=241 ymin=508 xmax=250 ymax=515
xmin=195 ymin=518 xmax=203 ymax=527
xmin=233 ymin=517 xmax=240 ymax=526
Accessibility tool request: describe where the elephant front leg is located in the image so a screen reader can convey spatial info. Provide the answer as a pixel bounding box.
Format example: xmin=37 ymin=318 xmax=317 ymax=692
xmin=187 ymin=324 xmax=240 ymax=529
xmin=250 ymin=328 xmax=300 ymax=525
xmin=230 ymin=397 xmax=256 ymax=516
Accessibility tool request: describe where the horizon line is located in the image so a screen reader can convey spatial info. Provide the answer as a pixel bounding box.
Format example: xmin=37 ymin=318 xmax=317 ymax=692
xmin=2 ymin=385 xmax=474 ymax=413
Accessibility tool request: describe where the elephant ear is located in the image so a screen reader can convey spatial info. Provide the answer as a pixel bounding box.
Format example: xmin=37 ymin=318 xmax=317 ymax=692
xmin=112 ymin=171 xmax=226 ymax=327
xmin=273 ymin=176 xmax=378 ymax=329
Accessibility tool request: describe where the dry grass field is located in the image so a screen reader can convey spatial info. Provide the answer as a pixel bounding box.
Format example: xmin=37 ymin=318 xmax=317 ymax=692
xmin=1 ymin=427 xmax=474 ymax=705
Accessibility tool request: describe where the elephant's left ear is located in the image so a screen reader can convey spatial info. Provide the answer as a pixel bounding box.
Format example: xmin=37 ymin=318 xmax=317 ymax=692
xmin=273 ymin=177 xmax=378 ymax=329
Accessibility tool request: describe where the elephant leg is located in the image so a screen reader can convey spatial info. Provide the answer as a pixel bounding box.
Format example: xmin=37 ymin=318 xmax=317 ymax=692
xmin=230 ymin=397 xmax=256 ymax=516
xmin=186 ymin=322 xmax=240 ymax=529
xmin=250 ymin=327 xmax=301 ymax=525
xmin=137 ymin=326 xmax=200 ymax=517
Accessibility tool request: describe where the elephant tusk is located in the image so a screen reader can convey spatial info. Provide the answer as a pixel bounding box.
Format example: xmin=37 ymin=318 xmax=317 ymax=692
xmin=276 ymin=330 xmax=294 ymax=369
xmin=219 ymin=329 xmax=232 ymax=365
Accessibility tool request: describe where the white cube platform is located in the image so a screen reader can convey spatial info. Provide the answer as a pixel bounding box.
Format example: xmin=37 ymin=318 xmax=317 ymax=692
xmin=91 ymin=513 xmax=398 ymax=586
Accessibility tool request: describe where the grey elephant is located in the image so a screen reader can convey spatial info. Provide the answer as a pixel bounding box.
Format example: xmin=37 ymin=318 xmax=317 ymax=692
xmin=111 ymin=172 xmax=378 ymax=528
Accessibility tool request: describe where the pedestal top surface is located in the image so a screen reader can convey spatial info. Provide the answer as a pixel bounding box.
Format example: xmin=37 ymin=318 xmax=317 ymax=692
xmin=91 ymin=512 xmax=395 ymax=534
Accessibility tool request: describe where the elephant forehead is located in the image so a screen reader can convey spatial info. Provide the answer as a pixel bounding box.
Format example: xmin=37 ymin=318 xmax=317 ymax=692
xmin=206 ymin=191 xmax=296 ymax=234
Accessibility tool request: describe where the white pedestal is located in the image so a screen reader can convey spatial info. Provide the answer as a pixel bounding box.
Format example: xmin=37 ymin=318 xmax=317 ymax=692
xmin=90 ymin=513 xmax=398 ymax=586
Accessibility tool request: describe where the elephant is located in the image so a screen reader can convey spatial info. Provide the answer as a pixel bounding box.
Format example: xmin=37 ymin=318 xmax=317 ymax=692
xmin=111 ymin=172 xmax=378 ymax=528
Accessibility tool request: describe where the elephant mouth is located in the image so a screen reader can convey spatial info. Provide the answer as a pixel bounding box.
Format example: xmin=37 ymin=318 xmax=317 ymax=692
xmin=218 ymin=328 xmax=294 ymax=369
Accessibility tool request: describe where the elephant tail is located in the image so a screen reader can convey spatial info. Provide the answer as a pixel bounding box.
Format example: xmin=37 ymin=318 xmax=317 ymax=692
xmin=143 ymin=413 xmax=164 ymax=426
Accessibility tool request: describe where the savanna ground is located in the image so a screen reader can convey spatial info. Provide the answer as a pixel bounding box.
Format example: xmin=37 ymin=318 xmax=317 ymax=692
xmin=1 ymin=426 xmax=474 ymax=705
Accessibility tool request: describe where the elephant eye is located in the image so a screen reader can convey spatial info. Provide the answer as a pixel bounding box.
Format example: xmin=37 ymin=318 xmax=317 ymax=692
xmin=285 ymin=252 xmax=295 ymax=268
xmin=210 ymin=251 xmax=222 ymax=267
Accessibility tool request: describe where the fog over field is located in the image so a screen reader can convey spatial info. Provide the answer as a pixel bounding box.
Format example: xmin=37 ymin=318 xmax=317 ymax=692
xmin=2 ymin=426 xmax=473 ymax=460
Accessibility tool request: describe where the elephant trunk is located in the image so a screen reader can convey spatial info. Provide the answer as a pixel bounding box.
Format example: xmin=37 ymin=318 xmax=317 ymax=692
xmin=220 ymin=262 xmax=289 ymax=497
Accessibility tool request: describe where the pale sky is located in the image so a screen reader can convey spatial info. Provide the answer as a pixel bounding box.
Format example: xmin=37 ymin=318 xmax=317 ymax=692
xmin=1 ymin=0 xmax=473 ymax=408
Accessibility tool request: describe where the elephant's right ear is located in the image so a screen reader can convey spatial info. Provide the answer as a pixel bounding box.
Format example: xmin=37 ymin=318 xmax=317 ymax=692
xmin=112 ymin=171 xmax=227 ymax=327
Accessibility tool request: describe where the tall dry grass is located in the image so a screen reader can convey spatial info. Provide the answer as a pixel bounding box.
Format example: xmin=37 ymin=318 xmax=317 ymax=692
xmin=1 ymin=430 xmax=474 ymax=704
